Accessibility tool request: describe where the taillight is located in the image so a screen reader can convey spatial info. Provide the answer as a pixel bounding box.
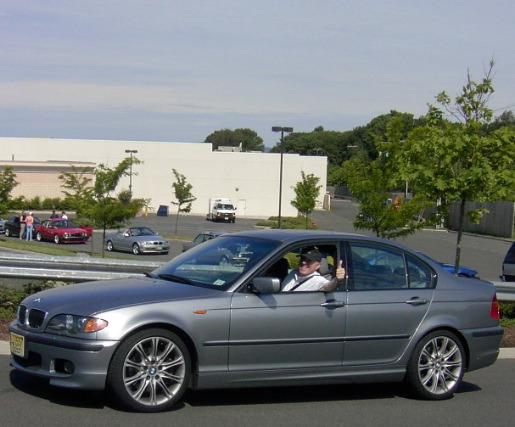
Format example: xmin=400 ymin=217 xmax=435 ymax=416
xmin=490 ymin=294 xmax=500 ymax=319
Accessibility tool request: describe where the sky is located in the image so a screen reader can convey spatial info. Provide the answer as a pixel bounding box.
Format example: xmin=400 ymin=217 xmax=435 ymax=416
xmin=1 ymin=0 xmax=514 ymax=149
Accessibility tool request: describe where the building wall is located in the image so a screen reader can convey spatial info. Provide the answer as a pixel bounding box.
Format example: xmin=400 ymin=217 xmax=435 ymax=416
xmin=0 ymin=137 xmax=328 ymax=218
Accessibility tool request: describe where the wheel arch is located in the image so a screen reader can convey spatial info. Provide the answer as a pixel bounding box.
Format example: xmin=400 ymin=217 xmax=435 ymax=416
xmin=411 ymin=325 xmax=471 ymax=370
xmin=109 ymin=322 xmax=200 ymax=384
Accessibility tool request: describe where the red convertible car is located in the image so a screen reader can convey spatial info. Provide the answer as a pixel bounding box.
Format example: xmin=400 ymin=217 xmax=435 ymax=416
xmin=34 ymin=219 xmax=92 ymax=244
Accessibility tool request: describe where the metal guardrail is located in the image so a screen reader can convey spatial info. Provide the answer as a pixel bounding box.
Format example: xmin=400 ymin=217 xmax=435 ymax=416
xmin=1 ymin=253 xmax=515 ymax=301
xmin=0 ymin=252 xmax=164 ymax=282
xmin=491 ymin=281 xmax=515 ymax=302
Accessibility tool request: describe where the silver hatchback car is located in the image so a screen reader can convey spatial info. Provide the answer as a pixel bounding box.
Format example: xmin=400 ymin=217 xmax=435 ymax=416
xmin=9 ymin=230 xmax=503 ymax=412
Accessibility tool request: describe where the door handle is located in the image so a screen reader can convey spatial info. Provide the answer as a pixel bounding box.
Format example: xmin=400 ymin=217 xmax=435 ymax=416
xmin=321 ymin=300 xmax=345 ymax=308
xmin=405 ymin=297 xmax=428 ymax=305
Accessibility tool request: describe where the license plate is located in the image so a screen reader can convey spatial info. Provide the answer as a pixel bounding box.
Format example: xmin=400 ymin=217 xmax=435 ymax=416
xmin=10 ymin=332 xmax=25 ymax=357
xmin=156 ymin=246 xmax=162 ymax=250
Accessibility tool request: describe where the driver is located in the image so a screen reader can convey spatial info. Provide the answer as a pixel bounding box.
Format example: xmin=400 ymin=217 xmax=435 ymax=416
xmin=281 ymin=249 xmax=345 ymax=292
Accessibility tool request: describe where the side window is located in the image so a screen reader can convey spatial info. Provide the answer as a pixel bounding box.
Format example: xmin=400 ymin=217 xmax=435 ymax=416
xmin=348 ymin=243 xmax=406 ymax=290
xmin=260 ymin=243 xmax=339 ymax=289
xmin=406 ymin=254 xmax=433 ymax=289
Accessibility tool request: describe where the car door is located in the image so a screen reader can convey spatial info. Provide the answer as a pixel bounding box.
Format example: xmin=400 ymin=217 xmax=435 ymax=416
xmin=229 ymin=291 xmax=346 ymax=371
xmin=342 ymin=241 xmax=434 ymax=366
xmin=39 ymin=220 xmax=51 ymax=240
xmin=228 ymin=243 xmax=347 ymax=371
xmin=115 ymin=229 xmax=131 ymax=252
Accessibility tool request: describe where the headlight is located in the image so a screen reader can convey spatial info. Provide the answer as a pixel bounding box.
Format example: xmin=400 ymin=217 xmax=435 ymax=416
xmin=46 ymin=314 xmax=108 ymax=334
xmin=63 ymin=233 xmax=70 ymax=237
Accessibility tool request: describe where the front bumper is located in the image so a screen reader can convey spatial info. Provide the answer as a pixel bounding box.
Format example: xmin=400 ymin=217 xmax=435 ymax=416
xmin=9 ymin=322 xmax=118 ymax=390
xmin=140 ymin=244 xmax=170 ymax=253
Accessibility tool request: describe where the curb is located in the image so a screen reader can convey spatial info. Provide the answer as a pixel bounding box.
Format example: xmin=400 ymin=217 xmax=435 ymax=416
xmin=1 ymin=339 xmax=514 ymax=358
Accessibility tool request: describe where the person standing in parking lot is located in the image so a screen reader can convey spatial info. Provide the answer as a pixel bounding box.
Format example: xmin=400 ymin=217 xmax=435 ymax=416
xmin=25 ymin=212 xmax=34 ymax=241
xmin=19 ymin=210 xmax=26 ymax=240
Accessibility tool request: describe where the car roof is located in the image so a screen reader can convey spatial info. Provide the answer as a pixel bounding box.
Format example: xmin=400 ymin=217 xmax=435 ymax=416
xmin=220 ymin=229 xmax=410 ymax=249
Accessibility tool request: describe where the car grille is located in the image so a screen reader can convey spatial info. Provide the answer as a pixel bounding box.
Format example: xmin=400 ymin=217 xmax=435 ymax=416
xmin=65 ymin=233 xmax=86 ymax=239
xmin=17 ymin=305 xmax=46 ymax=329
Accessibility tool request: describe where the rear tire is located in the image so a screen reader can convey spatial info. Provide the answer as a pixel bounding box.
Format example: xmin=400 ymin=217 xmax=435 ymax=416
xmin=5 ymin=228 xmax=10 ymax=237
xmin=106 ymin=328 xmax=191 ymax=412
xmin=405 ymin=330 xmax=465 ymax=400
xmin=106 ymin=240 xmax=114 ymax=252
xmin=36 ymin=232 xmax=43 ymax=242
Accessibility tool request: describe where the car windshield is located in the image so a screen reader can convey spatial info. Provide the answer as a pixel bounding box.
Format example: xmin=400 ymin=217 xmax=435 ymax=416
xmin=130 ymin=227 xmax=156 ymax=236
xmin=151 ymin=235 xmax=281 ymax=290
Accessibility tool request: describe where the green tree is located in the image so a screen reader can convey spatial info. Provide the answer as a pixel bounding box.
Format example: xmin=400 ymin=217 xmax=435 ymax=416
xmin=399 ymin=60 xmax=515 ymax=272
xmin=70 ymin=157 xmax=144 ymax=256
xmin=486 ymin=110 xmax=515 ymax=133
xmin=270 ymin=127 xmax=354 ymax=167
xmin=0 ymin=166 xmax=18 ymax=214
xmin=342 ymin=117 xmax=432 ymax=238
xmin=58 ymin=166 xmax=94 ymax=216
xmin=291 ymin=171 xmax=322 ymax=229
xmin=205 ymin=128 xmax=264 ymax=152
xmin=171 ymin=169 xmax=196 ymax=235
xmin=343 ymin=161 xmax=430 ymax=239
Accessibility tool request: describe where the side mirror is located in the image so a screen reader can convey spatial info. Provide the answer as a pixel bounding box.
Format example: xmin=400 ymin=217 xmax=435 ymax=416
xmin=250 ymin=277 xmax=281 ymax=294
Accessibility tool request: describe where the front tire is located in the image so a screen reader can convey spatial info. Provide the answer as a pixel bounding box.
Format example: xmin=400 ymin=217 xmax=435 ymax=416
xmin=405 ymin=330 xmax=465 ymax=400
xmin=54 ymin=234 xmax=60 ymax=244
xmin=5 ymin=228 xmax=10 ymax=237
xmin=132 ymin=243 xmax=141 ymax=255
xmin=106 ymin=328 xmax=191 ymax=413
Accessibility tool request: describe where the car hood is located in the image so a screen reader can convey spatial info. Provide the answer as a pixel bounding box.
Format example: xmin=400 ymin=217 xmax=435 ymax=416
xmin=132 ymin=235 xmax=168 ymax=242
xmin=41 ymin=226 xmax=87 ymax=233
xmin=22 ymin=276 xmax=222 ymax=316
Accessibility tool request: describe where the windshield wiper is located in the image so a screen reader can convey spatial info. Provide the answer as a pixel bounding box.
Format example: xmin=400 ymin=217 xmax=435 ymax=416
xmin=156 ymin=273 xmax=195 ymax=286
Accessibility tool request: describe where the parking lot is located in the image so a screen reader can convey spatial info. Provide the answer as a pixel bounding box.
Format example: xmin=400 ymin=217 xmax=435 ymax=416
xmin=2 ymin=199 xmax=511 ymax=282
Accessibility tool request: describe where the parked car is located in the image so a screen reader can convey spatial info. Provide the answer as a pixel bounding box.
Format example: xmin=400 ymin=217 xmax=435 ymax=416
xmin=34 ymin=218 xmax=92 ymax=244
xmin=502 ymin=241 xmax=515 ymax=281
xmin=105 ymin=226 xmax=169 ymax=255
xmin=4 ymin=215 xmax=41 ymax=238
xmin=9 ymin=230 xmax=502 ymax=412
xmin=182 ymin=231 xmax=226 ymax=252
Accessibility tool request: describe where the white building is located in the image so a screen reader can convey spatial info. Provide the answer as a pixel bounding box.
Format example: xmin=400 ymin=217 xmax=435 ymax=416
xmin=0 ymin=137 xmax=328 ymax=218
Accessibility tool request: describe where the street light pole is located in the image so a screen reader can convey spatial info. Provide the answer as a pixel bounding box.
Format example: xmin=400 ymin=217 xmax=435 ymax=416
xmin=125 ymin=149 xmax=138 ymax=196
xmin=272 ymin=126 xmax=293 ymax=228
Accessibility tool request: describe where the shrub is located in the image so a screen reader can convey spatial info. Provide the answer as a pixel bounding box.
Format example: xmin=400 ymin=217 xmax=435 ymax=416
xmin=256 ymin=216 xmax=318 ymax=229
xmin=0 ymin=281 xmax=65 ymax=319
xmin=500 ymin=302 xmax=515 ymax=319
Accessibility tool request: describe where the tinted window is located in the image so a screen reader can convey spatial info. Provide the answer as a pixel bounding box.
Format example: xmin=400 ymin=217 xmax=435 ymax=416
xmin=347 ymin=243 xmax=434 ymax=290
xmin=348 ymin=243 xmax=406 ymax=289
xmin=406 ymin=254 xmax=433 ymax=289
